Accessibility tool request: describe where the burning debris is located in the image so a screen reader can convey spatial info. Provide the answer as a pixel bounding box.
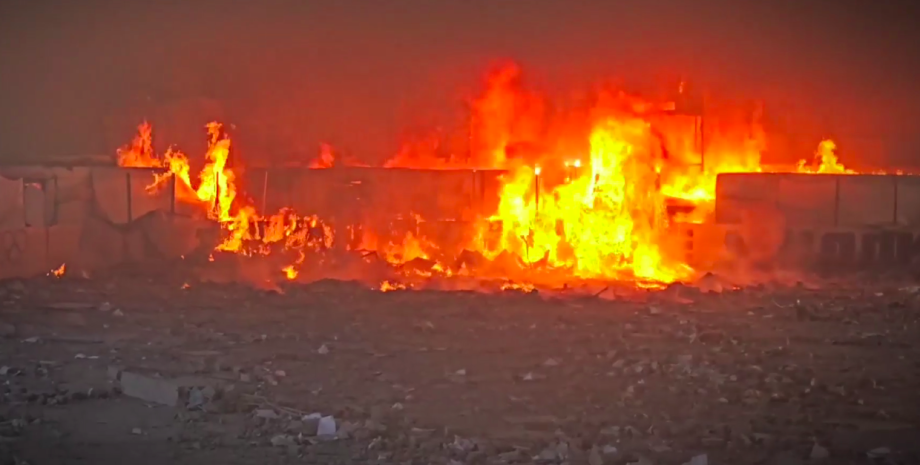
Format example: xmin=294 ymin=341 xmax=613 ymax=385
xmin=115 ymin=63 xmax=881 ymax=292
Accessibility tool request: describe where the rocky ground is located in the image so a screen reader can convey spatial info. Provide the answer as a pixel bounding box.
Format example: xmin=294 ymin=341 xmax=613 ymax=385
xmin=0 ymin=271 xmax=918 ymax=465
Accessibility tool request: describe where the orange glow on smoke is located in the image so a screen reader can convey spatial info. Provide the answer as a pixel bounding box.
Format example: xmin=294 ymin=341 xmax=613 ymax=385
xmin=117 ymin=62 xmax=876 ymax=289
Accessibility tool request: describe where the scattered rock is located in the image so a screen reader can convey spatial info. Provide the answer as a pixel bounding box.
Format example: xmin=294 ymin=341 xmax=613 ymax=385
xmin=317 ymin=415 xmax=336 ymax=437
xmin=866 ymin=447 xmax=890 ymax=459
xmin=317 ymin=344 xmax=329 ymax=355
xmin=112 ymin=309 xmax=124 ymax=317
xmin=131 ymin=428 xmax=143 ymax=435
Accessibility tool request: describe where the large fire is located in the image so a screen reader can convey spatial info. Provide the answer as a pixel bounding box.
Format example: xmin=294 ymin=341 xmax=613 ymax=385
xmin=117 ymin=63 xmax=865 ymax=289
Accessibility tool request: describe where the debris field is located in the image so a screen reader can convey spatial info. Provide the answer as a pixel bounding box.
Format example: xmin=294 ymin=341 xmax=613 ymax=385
xmin=1 ymin=273 xmax=919 ymax=465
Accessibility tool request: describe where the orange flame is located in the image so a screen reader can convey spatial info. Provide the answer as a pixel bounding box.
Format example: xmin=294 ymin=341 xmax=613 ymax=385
xmin=379 ymin=280 xmax=407 ymax=292
xmin=796 ymin=139 xmax=854 ymax=174
xmin=49 ymin=263 xmax=66 ymax=277
xmin=309 ymin=143 xmax=336 ymax=169
xmin=117 ymin=122 xmax=329 ymax=278
xmin=117 ymin=62 xmax=884 ymax=290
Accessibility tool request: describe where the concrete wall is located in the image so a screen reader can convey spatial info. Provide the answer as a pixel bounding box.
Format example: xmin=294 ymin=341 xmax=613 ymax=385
xmin=702 ymin=173 xmax=920 ymax=270
xmin=0 ymin=166 xmax=207 ymax=280
xmin=0 ymin=165 xmax=507 ymax=280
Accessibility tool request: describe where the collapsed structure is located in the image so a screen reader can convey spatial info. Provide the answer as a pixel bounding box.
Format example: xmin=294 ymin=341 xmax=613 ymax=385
xmin=1 ymin=63 xmax=912 ymax=288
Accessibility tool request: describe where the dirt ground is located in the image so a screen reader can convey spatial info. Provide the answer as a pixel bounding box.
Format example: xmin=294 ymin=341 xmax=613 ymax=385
xmin=1 ymin=272 xmax=919 ymax=465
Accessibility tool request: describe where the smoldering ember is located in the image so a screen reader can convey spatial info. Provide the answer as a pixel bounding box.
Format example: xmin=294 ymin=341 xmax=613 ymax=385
xmin=2 ymin=61 xmax=920 ymax=465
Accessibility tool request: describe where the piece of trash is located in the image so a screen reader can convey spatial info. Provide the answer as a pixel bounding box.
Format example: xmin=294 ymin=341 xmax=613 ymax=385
xmin=112 ymin=309 xmax=124 ymax=317
xmin=0 ymin=366 xmax=10 ymax=376
xmin=131 ymin=428 xmax=143 ymax=435
xmin=22 ymin=337 xmax=40 ymax=343
xmin=867 ymin=447 xmax=891 ymax=459
xmin=810 ymin=442 xmax=830 ymax=460
xmin=317 ymin=415 xmax=336 ymax=437
xmin=302 ymin=413 xmax=322 ymax=421
xmin=454 ymin=369 xmax=466 ymax=376
xmin=543 ymin=358 xmax=560 ymax=367
xmin=317 ymin=344 xmax=329 ymax=355
xmin=274 ymin=369 xmax=286 ymax=377
xmin=75 ymin=354 xmax=86 ymax=359
xmin=391 ymin=402 xmax=404 ymax=411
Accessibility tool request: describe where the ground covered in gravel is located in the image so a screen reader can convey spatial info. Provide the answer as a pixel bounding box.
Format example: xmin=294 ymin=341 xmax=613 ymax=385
xmin=1 ymin=272 xmax=919 ymax=465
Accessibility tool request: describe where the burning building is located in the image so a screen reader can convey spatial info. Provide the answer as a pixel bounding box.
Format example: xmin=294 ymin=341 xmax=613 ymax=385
xmin=0 ymin=63 xmax=911 ymax=289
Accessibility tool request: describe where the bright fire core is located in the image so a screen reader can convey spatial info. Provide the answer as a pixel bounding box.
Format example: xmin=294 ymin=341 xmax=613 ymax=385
xmin=117 ymin=63 xmax=860 ymax=288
